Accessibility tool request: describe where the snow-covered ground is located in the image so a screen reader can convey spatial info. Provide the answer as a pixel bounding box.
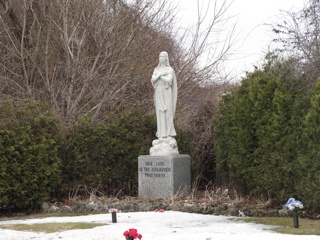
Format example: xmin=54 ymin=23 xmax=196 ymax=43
xmin=0 ymin=211 xmax=319 ymax=240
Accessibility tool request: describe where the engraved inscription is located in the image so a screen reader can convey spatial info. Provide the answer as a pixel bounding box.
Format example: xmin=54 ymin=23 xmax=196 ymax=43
xmin=140 ymin=161 xmax=171 ymax=178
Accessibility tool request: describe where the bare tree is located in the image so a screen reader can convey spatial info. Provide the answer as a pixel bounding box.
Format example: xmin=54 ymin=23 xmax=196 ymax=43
xmin=271 ymin=1 xmax=320 ymax=86
xmin=0 ymin=0 xmax=236 ymax=125
xmin=167 ymin=1 xmax=237 ymax=188
xmin=0 ymin=0 xmax=180 ymax=123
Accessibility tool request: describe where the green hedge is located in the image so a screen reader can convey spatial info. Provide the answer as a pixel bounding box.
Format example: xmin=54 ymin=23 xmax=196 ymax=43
xmin=57 ymin=110 xmax=157 ymax=197
xmin=57 ymin=110 xmax=194 ymax=198
xmin=0 ymin=102 xmax=193 ymax=210
xmin=0 ymin=101 xmax=61 ymax=211
xmin=296 ymin=80 xmax=320 ymax=212
xmin=214 ymin=59 xmax=320 ymax=211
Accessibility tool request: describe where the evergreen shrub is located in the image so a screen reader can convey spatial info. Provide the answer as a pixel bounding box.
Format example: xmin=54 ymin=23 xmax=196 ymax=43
xmin=57 ymin=109 xmax=192 ymax=198
xmin=214 ymin=59 xmax=314 ymax=207
xmin=0 ymin=101 xmax=61 ymax=211
xmin=58 ymin=110 xmax=157 ymax=197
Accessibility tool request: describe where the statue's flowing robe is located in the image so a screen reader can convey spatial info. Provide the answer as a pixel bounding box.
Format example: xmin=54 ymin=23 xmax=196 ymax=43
xmin=152 ymin=66 xmax=177 ymax=138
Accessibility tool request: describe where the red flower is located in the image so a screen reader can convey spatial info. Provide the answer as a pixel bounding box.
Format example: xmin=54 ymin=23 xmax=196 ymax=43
xmin=154 ymin=209 xmax=165 ymax=212
xmin=123 ymin=228 xmax=142 ymax=239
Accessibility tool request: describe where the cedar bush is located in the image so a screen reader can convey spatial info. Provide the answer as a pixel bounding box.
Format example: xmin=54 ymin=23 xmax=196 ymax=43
xmin=0 ymin=102 xmax=193 ymax=208
xmin=57 ymin=109 xmax=193 ymax=198
xmin=297 ymin=80 xmax=320 ymax=212
xmin=0 ymin=101 xmax=61 ymax=211
xmin=57 ymin=110 xmax=157 ymax=197
xmin=215 ymin=58 xmax=311 ymax=206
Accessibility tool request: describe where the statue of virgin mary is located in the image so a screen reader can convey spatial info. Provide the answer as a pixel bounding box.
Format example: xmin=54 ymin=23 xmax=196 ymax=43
xmin=150 ymin=51 xmax=179 ymax=156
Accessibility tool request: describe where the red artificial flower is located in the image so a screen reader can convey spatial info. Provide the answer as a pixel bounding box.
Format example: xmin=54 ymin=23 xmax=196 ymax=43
xmin=123 ymin=228 xmax=142 ymax=239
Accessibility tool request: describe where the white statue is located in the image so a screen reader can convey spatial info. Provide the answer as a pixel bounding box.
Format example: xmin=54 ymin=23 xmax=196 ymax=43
xmin=150 ymin=51 xmax=179 ymax=156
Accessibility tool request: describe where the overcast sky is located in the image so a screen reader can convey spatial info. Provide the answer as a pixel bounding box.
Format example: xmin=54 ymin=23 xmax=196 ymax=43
xmin=171 ymin=0 xmax=306 ymax=80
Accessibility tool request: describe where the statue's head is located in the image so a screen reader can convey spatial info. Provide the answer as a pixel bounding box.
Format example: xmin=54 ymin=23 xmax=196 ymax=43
xmin=158 ymin=51 xmax=170 ymax=67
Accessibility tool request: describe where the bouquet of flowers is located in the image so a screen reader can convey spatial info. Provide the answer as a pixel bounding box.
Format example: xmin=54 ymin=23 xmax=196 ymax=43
xmin=123 ymin=228 xmax=142 ymax=240
xmin=285 ymin=198 xmax=303 ymax=213
xmin=284 ymin=197 xmax=304 ymax=228
xmin=154 ymin=209 xmax=165 ymax=212
xmin=108 ymin=208 xmax=118 ymax=213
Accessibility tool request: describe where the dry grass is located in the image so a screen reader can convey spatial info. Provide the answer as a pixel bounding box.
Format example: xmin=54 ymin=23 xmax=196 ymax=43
xmin=238 ymin=217 xmax=320 ymax=235
xmin=0 ymin=222 xmax=105 ymax=233
xmin=0 ymin=212 xmax=93 ymax=222
xmin=191 ymin=182 xmax=250 ymax=207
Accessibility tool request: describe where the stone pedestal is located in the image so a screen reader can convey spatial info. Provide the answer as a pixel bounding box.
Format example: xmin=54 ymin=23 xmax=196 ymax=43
xmin=138 ymin=154 xmax=191 ymax=198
